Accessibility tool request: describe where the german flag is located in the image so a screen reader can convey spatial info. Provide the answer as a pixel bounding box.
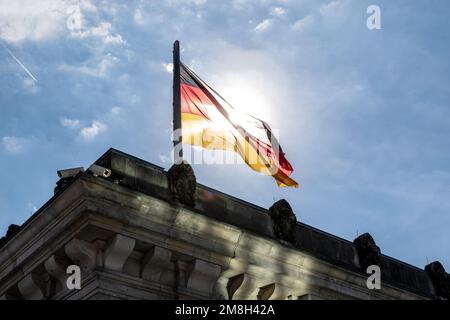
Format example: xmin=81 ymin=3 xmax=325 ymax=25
xmin=179 ymin=62 xmax=299 ymax=188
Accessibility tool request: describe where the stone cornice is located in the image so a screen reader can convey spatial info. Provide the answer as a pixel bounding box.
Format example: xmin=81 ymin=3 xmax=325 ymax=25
xmin=0 ymin=148 xmax=440 ymax=299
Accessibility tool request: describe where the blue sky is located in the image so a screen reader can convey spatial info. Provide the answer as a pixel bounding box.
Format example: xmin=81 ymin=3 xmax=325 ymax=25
xmin=1 ymin=0 xmax=449 ymax=269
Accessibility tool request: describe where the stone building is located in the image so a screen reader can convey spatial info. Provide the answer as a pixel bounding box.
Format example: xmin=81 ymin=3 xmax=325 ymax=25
xmin=0 ymin=148 xmax=449 ymax=300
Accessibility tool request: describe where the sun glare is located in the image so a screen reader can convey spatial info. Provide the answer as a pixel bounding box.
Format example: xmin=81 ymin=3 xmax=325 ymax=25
xmin=219 ymin=79 xmax=275 ymax=124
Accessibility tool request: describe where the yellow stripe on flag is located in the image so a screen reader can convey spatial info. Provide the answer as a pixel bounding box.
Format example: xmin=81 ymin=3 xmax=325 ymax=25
xmin=181 ymin=113 xmax=299 ymax=188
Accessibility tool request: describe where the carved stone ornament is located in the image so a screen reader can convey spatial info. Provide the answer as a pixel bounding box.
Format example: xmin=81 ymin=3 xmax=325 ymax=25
xmin=268 ymin=199 xmax=297 ymax=243
xmin=425 ymin=261 xmax=450 ymax=299
xmin=353 ymin=233 xmax=381 ymax=270
xmin=167 ymin=161 xmax=197 ymax=206
xmin=0 ymin=224 xmax=21 ymax=247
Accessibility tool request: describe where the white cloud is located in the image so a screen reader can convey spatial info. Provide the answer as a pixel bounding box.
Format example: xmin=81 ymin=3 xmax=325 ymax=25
xmin=23 ymin=78 xmax=38 ymax=94
xmin=133 ymin=1 xmax=146 ymax=26
xmin=69 ymin=21 xmax=124 ymax=45
xmin=0 ymin=0 xmax=123 ymax=45
xmin=66 ymin=1 xmax=123 ymax=44
xmin=270 ymin=7 xmax=286 ymax=17
xmin=60 ymin=117 xmax=80 ymax=128
xmin=111 ymin=106 xmax=122 ymax=115
xmin=1 ymin=136 xmax=30 ymax=154
xmin=58 ymin=53 xmax=119 ymax=77
xmin=163 ymin=62 xmax=173 ymax=73
xmin=254 ymin=19 xmax=272 ymax=32
xmin=133 ymin=7 xmax=144 ymax=25
xmin=132 ymin=2 xmax=161 ymax=26
xmin=0 ymin=0 xmax=70 ymax=43
xmin=192 ymin=0 xmax=207 ymax=5
xmin=292 ymin=15 xmax=314 ymax=31
xmin=168 ymin=0 xmax=207 ymax=6
xmin=319 ymin=1 xmax=340 ymax=16
xmin=79 ymin=120 xmax=107 ymax=141
xmin=100 ymin=0 xmax=118 ymax=16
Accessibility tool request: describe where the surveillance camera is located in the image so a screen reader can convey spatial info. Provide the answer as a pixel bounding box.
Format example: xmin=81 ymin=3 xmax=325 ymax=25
xmin=88 ymin=164 xmax=112 ymax=178
xmin=57 ymin=167 xmax=84 ymax=179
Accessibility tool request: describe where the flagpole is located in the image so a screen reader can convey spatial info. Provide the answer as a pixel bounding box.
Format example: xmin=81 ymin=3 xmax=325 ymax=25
xmin=172 ymin=40 xmax=183 ymax=163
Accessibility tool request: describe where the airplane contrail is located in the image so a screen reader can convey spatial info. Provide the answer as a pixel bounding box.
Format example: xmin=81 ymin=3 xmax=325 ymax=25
xmin=1 ymin=42 xmax=38 ymax=83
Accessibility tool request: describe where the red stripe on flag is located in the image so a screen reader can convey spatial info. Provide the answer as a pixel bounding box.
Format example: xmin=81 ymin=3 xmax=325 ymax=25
xmin=247 ymin=134 xmax=294 ymax=177
xmin=181 ymin=83 xmax=212 ymax=120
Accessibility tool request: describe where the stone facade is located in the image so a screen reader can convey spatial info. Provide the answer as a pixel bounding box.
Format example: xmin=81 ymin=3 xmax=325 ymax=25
xmin=0 ymin=148 xmax=448 ymax=300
